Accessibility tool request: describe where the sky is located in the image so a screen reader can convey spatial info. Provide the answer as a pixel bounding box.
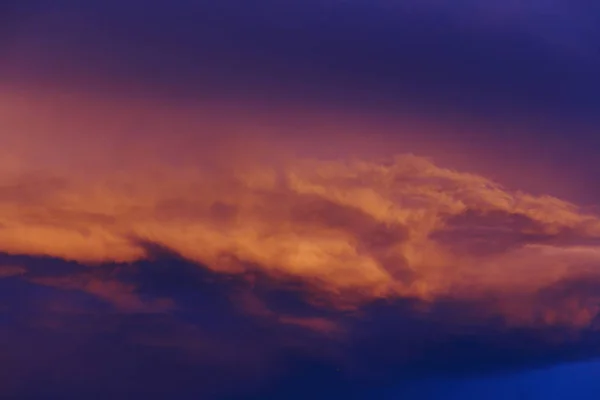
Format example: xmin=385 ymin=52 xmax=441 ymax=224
xmin=1 ymin=1 xmax=600 ymax=399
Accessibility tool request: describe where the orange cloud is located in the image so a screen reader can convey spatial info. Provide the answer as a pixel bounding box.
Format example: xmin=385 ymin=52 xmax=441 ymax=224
xmin=1 ymin=88 xmax=600 ymax=329
xmin=0 ymin=152 xmax=598 ymax=325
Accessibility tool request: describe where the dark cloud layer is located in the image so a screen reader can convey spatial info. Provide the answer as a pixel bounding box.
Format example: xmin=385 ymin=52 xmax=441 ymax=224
xmin=2 ymin=0 xmax=599 ymax=120
xmin=2 ymin=244 xmax=600 ymax=399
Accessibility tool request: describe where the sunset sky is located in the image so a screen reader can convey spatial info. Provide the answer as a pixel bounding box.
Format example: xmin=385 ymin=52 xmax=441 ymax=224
xmin=1 ymin=1 xmax=600 ymax=399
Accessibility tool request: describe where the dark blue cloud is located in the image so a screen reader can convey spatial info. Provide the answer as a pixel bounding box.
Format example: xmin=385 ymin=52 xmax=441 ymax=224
xmin=2 ymin=247 xmax=600 ymax=399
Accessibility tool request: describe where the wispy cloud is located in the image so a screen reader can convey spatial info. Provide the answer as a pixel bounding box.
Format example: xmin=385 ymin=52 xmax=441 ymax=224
xmin=0 ymin=265 xmax=26 ymax=278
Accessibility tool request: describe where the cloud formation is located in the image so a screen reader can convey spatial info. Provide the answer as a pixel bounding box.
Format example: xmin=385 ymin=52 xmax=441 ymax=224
xmin=1 ymin=86 xmax=600 ymax=398
xmin=2 ymin=139 xmax=600 ymax=326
